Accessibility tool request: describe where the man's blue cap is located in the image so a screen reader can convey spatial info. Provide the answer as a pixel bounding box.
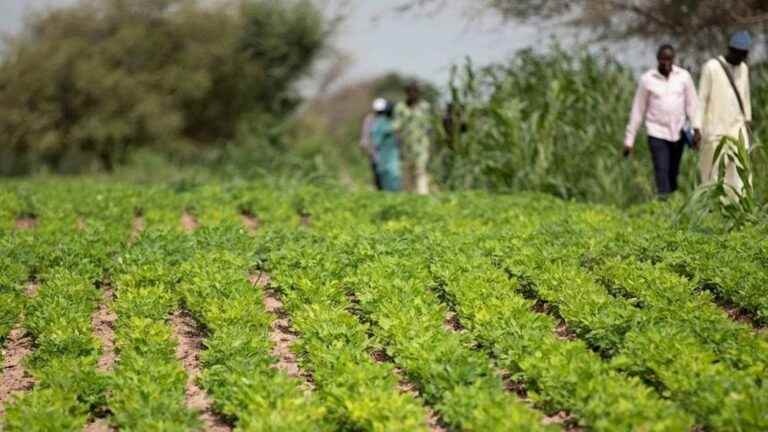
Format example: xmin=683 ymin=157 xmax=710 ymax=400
xmin=730 ymin=31 xmax=752 ymax=51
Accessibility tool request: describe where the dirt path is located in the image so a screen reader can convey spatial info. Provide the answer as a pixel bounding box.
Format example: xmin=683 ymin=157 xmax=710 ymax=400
xmin=14 ymin=216 xmax=37 ymax=231
xmin=92 ymin=284 xmax=117 ymax=373
xmin=0 ymin=325 xmax=35 ymax=417
xmin=443 ymin=311 xmax=465 ymax=333
xmin=0 ymin=281 xmax=40 ymax=417
xmin=717 ymin=300 xmax=765 ymax=332
xmin=24 ymin=281 xmax=39 ymax=298
xmin=370 ymin=349 xmax=447 ymax=432
xmin=82 ymin=284 xmax=118 ymax=432
xmin=82 ymin=418 xmax=114 ymax=432
xmin=170 ymin=310 xmax=232 ymax=432
xmin=130 ymin=215 xmax=145 ymax=244
xmin=241 ymin=212 xmax=260 ymax=233
xmin=181 ymin=211 xmax=199 ymax=233
xmin=250 ymin=273 xmax=313 ymax=391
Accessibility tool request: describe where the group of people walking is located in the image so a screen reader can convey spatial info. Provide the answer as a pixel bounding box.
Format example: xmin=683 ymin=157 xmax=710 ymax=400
xmin=624 ymin=31 xmax=754 ymax=199
xmin=360 ymin=83 xmax=432 ymax=194
xmin=362 ymin=30 xmax=755 ymax=199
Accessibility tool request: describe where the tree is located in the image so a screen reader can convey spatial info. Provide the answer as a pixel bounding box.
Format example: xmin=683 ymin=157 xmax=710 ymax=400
xmin=0 ymin=0 xmax=330 ymax=174
xmin=402 ymin=0 xmax=768 ymax=56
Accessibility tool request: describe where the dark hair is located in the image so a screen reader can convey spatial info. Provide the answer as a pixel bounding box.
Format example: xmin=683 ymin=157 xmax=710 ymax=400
xmin=657 ymin=44 xmax=675 ymax=58
xmin=385 ymin=101 xmax=395 ymax=117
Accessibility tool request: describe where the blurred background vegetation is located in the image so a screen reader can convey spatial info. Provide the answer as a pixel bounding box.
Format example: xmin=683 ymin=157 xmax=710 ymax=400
xmin=0 ymin=0 xmax=767 ymax=209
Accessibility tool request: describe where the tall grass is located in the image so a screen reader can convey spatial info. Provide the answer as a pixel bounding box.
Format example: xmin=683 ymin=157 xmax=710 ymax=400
xmin=434 ymin=47 xmax=766 ymax=208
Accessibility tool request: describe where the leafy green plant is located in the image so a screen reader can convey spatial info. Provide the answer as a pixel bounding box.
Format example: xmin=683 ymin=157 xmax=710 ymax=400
xmin=679 ymin=134 xmax=765 ymax=231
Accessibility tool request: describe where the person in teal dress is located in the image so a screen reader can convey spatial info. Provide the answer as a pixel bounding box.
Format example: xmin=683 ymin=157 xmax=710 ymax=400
xmin=371 ymin=100 xmax=402 ymax=192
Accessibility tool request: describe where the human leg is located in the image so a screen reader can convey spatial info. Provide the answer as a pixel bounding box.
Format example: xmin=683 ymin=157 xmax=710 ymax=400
xmin=648 ymin=137 xmax=673 ymax=196
xmin=669 ymin=138 xmax=685 ymax=193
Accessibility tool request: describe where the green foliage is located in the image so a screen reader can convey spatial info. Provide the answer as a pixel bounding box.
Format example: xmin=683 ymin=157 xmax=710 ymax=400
xmin=3 ymin=268 xmax=105 ymax=431
xmin=2 ymin=179 xmax=768 ymax=430
xmin=434 ymin=46 xmax=670 ymax=206
xmin=434 ymin=50 xmax=768 ymax=211
xmin=679 ymin=134 xmax=766 ymax=230
xmin=0 ymin=0 xmax=330 ymax=175
xmin=178 ymin=249 xmax=329 ymax=431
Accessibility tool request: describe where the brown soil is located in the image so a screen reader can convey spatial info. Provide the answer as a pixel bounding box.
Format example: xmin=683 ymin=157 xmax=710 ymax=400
xmin=170 ymin=310 xmax=232 ymax=432
xmin=130 ymin=216 xmax=145 ymax=244
xmin=14 ymin=216 xmax=37 ymax=230
xmin=530 ymin=300 xmax=579 ymax=341
xmin=249 ymin=272 xmax=271 ymax=289
xmin=241 ymin=213 xmax=261 ymax=233
xmin=300 ymin=214 xmax=311 ymax=227
xmin=532 ymin=299 xmax=551 ymax=314
xmin=499 ymin=369 xmax=529 ymax=399
xmin=76 ymin=217 xmax=87 ymax=231
xmin=369 ymin=351 xmax=446 ymax=432
xmin=443 ymin=312 xmax=465 ymax=332
xmin=251 ymin=274 xmax=312 ymax=391
xmin=0 ymin=324 xmax=36 ymax=417
xmin=722 ymin=303 xmax=764 ymax=331
xmin=82 ymin=418 xmax=115 ymax=432
xmin=24 ymin=280 xmax=40 ymax=298
xmin=554 ymin=321 xmax=578 ymax=341
xmin=181 ymin=212 xmax=200 ymax=233
xmin=92 ymin=284 xmax=117 ymax=373
xmin=542 ymin=410 xmax=583 ymax=431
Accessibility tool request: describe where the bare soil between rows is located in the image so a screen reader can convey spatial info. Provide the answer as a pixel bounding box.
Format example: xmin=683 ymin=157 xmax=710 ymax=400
xmin=251 ymin=273 xmax=313 ymax=391
xmin=370 ymin=349 xmax=447 ymax=432
xmin=170 ymin=310 xmax=232 ymax=432
xmin=442 ymin=295 xmax=581 ymax=431
xmin=0 ymin=325 xmax=35 ymax=418
xmin=181 ymin=212 xmax=200 ymax=233
xmin=92 ymin=284 xmax=117 ymax=373
xmin=240 ymin=212 xmax=260 ymax=233
xmin=130 ymin=215 xmax=145 ymax=244
xmin=14 ymin=216 xmax=37 ymax=230
xmin=0 ymin=281 xmax=41 ymax=417
xmin=82 ymin=418 xmax=114 ymax=432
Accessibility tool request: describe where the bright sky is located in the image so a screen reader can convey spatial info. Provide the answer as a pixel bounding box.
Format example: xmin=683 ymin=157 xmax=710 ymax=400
xmin=333 ymin=1 xmax=542 ymax=85
xmin=0 ymin=1 xmax=547 ymax=84
xmin=0 ymin=0 xmax=659 ymax=92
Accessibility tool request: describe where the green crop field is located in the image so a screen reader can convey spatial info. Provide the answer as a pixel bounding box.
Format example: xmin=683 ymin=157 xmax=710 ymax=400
xmin=0 ymin=180 xmax=766 ymax=431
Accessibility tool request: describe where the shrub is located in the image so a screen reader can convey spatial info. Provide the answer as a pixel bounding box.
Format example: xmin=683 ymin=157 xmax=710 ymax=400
xmin=0 ymin=0 xmax=329 ymax=174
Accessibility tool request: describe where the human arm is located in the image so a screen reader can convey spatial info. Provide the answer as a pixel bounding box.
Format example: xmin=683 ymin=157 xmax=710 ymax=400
xmin=360 ymin=115 xmax=374 ymax=156
xmin=745 ymin=65 xmax=752 ymax=125
xmin=623 ymin=78 xmax=649 ymax=154
xmin=692 ymin=62 xmax=713 ymax=147
xmin=684 ymin=72 xmax=699 ymax=126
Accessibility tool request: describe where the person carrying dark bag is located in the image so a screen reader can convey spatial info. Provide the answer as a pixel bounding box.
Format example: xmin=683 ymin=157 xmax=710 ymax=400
xmin=623 ymin=44 xmax=698 ymax=197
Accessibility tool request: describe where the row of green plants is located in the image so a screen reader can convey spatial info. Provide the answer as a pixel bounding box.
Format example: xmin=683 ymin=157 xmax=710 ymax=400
xmin=1 ymin=180 xmax=767 ymax=430
xmin=592 ymin=258 xmax=768 ymax=376
xmin=266 ymin=230 xmax=436 ymax=431
xmin=497 ymin=233 xmax=767 ymax=430
xmin=109 ymin=230 xmax=199 ymax=430
xmin=3 ymin=269 xmax=104 ymax=430
xmin=178 ymin=231 xmax=327 ymax=431
xmin=343 ymin=241 xmax=553 ymax=431
xmin=430 ymin=250 xmax=694 ymax=431
xmin=0 ymin=199 xmax=127 ymax=430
